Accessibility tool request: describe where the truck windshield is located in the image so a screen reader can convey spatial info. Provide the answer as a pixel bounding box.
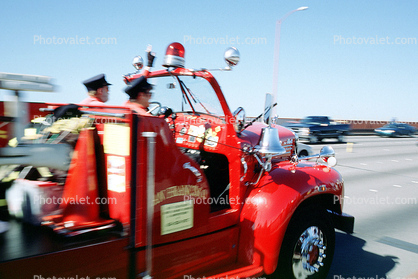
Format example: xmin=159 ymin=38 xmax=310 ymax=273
xmin=148 ymin=75 xmax=224 ymax=117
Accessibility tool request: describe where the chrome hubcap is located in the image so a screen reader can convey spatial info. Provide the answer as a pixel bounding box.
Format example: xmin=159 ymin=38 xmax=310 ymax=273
xmin=292 ymin=226 xmax=327 ymax=279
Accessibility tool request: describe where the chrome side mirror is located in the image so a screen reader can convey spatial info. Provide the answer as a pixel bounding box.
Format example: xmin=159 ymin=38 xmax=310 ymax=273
xmin=233 ymin=107 xmax=246 ymax=133
xmin=194 ymin=47 xmax=240 ymax=72
xmin=224 ymin=47 xmax=240 ymax=67
xmin=132 ymin=55 xmax=144 ymax=71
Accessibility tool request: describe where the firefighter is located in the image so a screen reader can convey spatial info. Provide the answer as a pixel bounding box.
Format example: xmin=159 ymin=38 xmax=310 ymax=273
xmin=80 ymin=74 xmax=112 ymax=105
xmin=123 ymin=76 xmax=153 ymax=115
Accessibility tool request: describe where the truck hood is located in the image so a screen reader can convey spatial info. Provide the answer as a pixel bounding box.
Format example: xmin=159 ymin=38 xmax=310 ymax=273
xmin=239 ymin=122 xmax=296 ymax=159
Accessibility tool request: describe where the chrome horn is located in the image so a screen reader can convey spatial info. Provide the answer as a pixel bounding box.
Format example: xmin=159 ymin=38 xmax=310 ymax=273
xmin=297 ymin=146 xmax=337 ymax=167
xmin=319 ymin=146 xmax=337 ymax=167
xmin=319 ymin=146 xmax=335 ymax=158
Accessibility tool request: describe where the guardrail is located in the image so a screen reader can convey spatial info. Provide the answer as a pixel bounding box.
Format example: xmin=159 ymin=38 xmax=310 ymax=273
xmin=246 ymin=117 xmax=418 ymax=134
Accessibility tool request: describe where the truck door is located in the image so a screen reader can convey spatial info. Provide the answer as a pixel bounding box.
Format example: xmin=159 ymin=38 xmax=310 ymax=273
xmin=133 ymin=116 xmax=240 ymax=278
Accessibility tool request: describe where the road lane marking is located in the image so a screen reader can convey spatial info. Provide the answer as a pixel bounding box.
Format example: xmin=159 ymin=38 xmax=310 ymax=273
xmin=377 ymin=236 xmax=418 ymax=254
xmin=346 ymin=142 xmax=354 ymax=152
xmin=369 ymin=189 xmax=378 ymax=192
xmin=393 ymin=185 xmax=402 ymax=188
xmin=391 ymin=160 xmax=399 ymax=162
xmin=412 ymin=181 xmax=418 ymax=184
xmin=360 ymin=163 xmax=367 ymax=166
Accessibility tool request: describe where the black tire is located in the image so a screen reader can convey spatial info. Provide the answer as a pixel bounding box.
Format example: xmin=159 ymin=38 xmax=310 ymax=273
xmin=298 ymin=150 xmax=309 ymax=157
xmin=272 ymin=206 xmax=335 ymax=279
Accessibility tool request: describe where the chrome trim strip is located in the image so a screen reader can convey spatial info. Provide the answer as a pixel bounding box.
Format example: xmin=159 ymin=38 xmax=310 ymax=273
xmin=142 ymin=131 xmax=157 ymax=279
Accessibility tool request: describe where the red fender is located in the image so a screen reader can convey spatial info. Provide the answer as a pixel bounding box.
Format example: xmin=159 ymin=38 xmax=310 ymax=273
xmin=238 ymin=161 xmax=344 ymax=274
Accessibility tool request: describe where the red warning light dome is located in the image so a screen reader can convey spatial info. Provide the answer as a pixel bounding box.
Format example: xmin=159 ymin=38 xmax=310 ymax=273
xmin=163 ymin=42 xmax=185 ymax=68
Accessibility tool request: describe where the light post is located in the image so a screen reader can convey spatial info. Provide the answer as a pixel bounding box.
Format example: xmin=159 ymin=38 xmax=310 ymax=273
xmin=272 ymin=6 xmax=308 ymax=117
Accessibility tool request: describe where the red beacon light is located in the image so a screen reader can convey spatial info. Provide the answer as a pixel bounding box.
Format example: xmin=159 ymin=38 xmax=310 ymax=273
xmin=163 ymin=42 xmax=185 ymax=68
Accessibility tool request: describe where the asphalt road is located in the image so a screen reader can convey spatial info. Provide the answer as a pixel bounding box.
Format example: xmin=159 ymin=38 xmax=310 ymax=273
xmin=304 ymin=136 xmax=418 ymax=279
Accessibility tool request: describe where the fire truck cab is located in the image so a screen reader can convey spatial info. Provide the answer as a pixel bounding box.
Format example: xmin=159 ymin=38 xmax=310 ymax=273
xmin=0 ymin=42 xmax=354 ymax=279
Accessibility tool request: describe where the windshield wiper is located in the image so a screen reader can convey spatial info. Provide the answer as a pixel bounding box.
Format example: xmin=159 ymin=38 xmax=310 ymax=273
xmin=178 ymin=78 xmax=211 ymax=114
xmin=175 ymin=77 xmax=194 ymax=113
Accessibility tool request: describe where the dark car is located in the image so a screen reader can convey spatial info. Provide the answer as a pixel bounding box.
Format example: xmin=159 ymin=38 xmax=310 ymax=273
xmin=285 ymin=116 xmax=351 ymax=143
xmin=374 ymin=123 xmax=416 ymax=137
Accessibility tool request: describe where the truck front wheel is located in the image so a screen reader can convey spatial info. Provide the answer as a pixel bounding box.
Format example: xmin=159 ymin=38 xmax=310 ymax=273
xmin=273 ymin=206 xmax=335 ymax=279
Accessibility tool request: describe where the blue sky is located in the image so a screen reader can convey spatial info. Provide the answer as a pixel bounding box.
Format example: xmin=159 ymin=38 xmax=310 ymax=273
xmin=1 ymin=0 xmax=417 ymax=121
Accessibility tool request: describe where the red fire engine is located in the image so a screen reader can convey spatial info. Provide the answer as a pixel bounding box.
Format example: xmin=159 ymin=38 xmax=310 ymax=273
xmin=0 ymin=42 xmax=353 ymax=279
